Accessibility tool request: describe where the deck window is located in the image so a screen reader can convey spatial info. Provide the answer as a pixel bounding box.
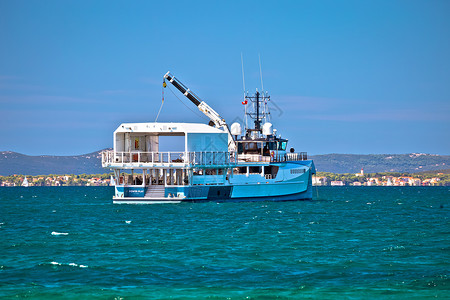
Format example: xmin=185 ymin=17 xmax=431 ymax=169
xmin=266 ymin=142 xmax=277 ymax=150
xmin=193 ymin=168 xmax=203 ymax=175
xmin=244 ymin=142 xmax=262 ymax=154
xmin=278 ymin=141 xmax=287 ymax=151
xmin=237 ymin=143 xmax=244 ymax=154
xmin=205 ymin=169 xmax=217 ymax=175
xmin=249 ymin=166 xmax=262 ymax=174
xmin=264 ymin=166 xmax=279 ymax=179
xmin=233 ymin=167 xmax=247 ymax=174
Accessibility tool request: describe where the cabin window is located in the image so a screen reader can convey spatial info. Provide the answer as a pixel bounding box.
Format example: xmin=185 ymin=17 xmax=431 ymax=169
xmin=244 ymin=142 xmax=262 ymax=154
xmin=205 ymin=169 xmax=217 ymax=175
xmin=237 ymin=143 xmax=244 ymax=154
xmin=233 ymin=167 xmax=247 ymax=174
xmin=266 ymin=142 xmax=276 ymax=150
xmin=217 ymin=169 xmax=224 ymax=175
xmin=249 ymin=166 xmax=262 ymax=174
xmin=193 ymin=168 xmax=203 ymax=175
xmin=244 ymin=143 xmax=253 ymax=150
xmin=278 ymin=141 xmax=287 ymax=151
xmin=264 ymin=166 xmax=279 ymax=179
xmin=262 ymin=143 xmax=270 ymax=156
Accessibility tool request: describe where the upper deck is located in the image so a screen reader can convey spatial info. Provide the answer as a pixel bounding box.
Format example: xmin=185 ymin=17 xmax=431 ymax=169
xmin=102 ymin=121 xmax=309 ymax=169
xmin=102 ymin=150 xmax=308 ymax=168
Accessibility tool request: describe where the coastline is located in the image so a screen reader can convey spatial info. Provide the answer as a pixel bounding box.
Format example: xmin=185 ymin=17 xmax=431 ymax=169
xmin=1 ymin=171 xmax=449 ymax=187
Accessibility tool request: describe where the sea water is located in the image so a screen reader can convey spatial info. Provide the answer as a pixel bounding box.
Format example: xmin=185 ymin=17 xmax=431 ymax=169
xmin=0 ymin=186 xmax=448 ymax=299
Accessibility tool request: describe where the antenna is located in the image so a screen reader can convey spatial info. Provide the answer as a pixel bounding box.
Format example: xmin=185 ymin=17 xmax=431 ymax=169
xmin=241 ymin=52 xmax=246 ymax=96
xmin=241 ymin=53 xmax=248 ymax=130
xmin=258 ymin=53 xmax=264 ymax=92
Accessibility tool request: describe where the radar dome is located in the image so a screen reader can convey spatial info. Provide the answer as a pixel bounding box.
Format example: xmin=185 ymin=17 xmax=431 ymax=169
xmin=262 ymin=122 xmax=273 ymax=136
xmin=230 ymin=122 xmax=242 ymax=136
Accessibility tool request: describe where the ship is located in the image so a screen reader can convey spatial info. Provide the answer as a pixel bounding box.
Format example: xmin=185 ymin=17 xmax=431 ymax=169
xmin=102 ymin=72 xmax=315 ymax=204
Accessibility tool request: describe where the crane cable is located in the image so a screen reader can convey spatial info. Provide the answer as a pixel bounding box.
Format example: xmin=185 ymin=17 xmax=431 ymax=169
xmin=154 ymin=80 xmax=166 ymax=122
xmin=164 ymin=83 xmax=209 ymax=121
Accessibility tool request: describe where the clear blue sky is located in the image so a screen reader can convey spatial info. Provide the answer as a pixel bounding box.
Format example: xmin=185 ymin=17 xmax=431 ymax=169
xmin=1 ymin=0 xmax=449 ymax=155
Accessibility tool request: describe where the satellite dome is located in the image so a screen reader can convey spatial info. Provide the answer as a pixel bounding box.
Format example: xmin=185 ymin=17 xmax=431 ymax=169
xmin=231 ymin=122 xmax=242 ymax=136
xmin=262 ymin=122 xmax=273 ymax=136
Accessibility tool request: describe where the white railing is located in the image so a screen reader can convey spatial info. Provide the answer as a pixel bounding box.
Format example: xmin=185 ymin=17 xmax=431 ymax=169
xmin=236 ymin=152 xmax=308 ymax=163
xmin=102 ymin=150 xmax=308 ymax=167
xmin=284 ymin=152 xmax=308 ymax=161
xmin=188 ymin=152 xmax=229 ymax=166
xmin=102 ymin=150 xmax=230 ymax=166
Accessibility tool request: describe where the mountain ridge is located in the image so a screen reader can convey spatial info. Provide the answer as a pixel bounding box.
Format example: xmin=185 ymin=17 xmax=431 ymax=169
xmin=310 ymin=153 xmax=449 ymax=173
xmin=0 ymin=150 xmax=448 ymax=175
xmin=0 ymin=150 xmax=108 ymax=176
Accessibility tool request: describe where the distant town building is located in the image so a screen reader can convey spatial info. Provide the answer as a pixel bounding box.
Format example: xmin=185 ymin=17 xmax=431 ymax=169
xmin=367 ymin=178 xmax=379 ymax=186
xmin=312 ymin=176 xmax=328 ymax=186
xmin=331 ymin=181 xmax=345 ymax=186
xmin=385 ymin=176 xmax=393 ymax=186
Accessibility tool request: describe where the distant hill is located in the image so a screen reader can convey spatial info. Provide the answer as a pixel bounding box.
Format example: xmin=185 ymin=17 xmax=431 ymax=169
xmin=310 ymin=153 xmax=450 ymax=174
xmin=0 ymin=150 xmax=449 ymax=175
xmin=0 ymin=150 xmax=107 ymax=176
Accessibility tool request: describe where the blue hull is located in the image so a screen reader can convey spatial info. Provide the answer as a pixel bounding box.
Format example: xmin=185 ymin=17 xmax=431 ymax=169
xmin=112 ymin=161 xmax=315 ymax=204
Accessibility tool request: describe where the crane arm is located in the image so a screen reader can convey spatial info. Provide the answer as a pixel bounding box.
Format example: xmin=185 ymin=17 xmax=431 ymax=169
xmin=163 ymin=71 xmax=236 ymax=151
xmin=163 ymin=71 xmax=226 ymax=128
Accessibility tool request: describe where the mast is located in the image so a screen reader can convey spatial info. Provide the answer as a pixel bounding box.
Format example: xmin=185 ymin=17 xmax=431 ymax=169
xmin=255 ymin=90 xmax=261 ymax=131
xmin=243 ymin=89 xmax=270 ymax=138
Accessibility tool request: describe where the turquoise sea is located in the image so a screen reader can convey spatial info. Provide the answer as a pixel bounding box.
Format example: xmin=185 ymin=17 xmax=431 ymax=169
xmin=0 ymin=186 xmax=448 ymax=299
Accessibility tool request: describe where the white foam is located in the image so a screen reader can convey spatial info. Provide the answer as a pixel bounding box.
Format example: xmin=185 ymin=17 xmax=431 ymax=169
xmin=67 ymin=262 xmax=88 ymax=268
xmin=49 ymin=261 xmax=88 ymax=268
xmin=51 ymin=231 xmax=68 ymax=236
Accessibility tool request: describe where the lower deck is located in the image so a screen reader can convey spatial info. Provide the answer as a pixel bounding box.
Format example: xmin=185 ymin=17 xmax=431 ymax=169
xmin=111 ymin=160 xmax=315 ymax=203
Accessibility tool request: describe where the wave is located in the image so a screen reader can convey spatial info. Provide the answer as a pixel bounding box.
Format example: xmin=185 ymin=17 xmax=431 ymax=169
xmin=51 ymin=231 xmax=69 ymax=236
xmin=49 ymin=261 xmax=88 ymax=268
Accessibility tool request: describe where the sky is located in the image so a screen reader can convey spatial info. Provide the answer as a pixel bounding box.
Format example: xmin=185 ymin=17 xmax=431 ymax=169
xmin=0 ymin=0 xmax=449 ymax=156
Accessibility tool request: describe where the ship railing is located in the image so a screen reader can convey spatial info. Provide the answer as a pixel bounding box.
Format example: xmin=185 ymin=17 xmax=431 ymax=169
xmin=235 ymin=154 xmax=271 ymax=163
xmin=280 ymin=152 xmax=308 ymax=162
xmin=235 ymin=152 xmax=308 ymax=163
xmin=101 ymin=150 xmax=231 ymax=166
xmin=102 ymin=150 xmax=115 ymax=165
xmin=102 ymin=150 xmax=307 ymax=166
xmin=187 ymin=151 xmax=230 ymax=166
